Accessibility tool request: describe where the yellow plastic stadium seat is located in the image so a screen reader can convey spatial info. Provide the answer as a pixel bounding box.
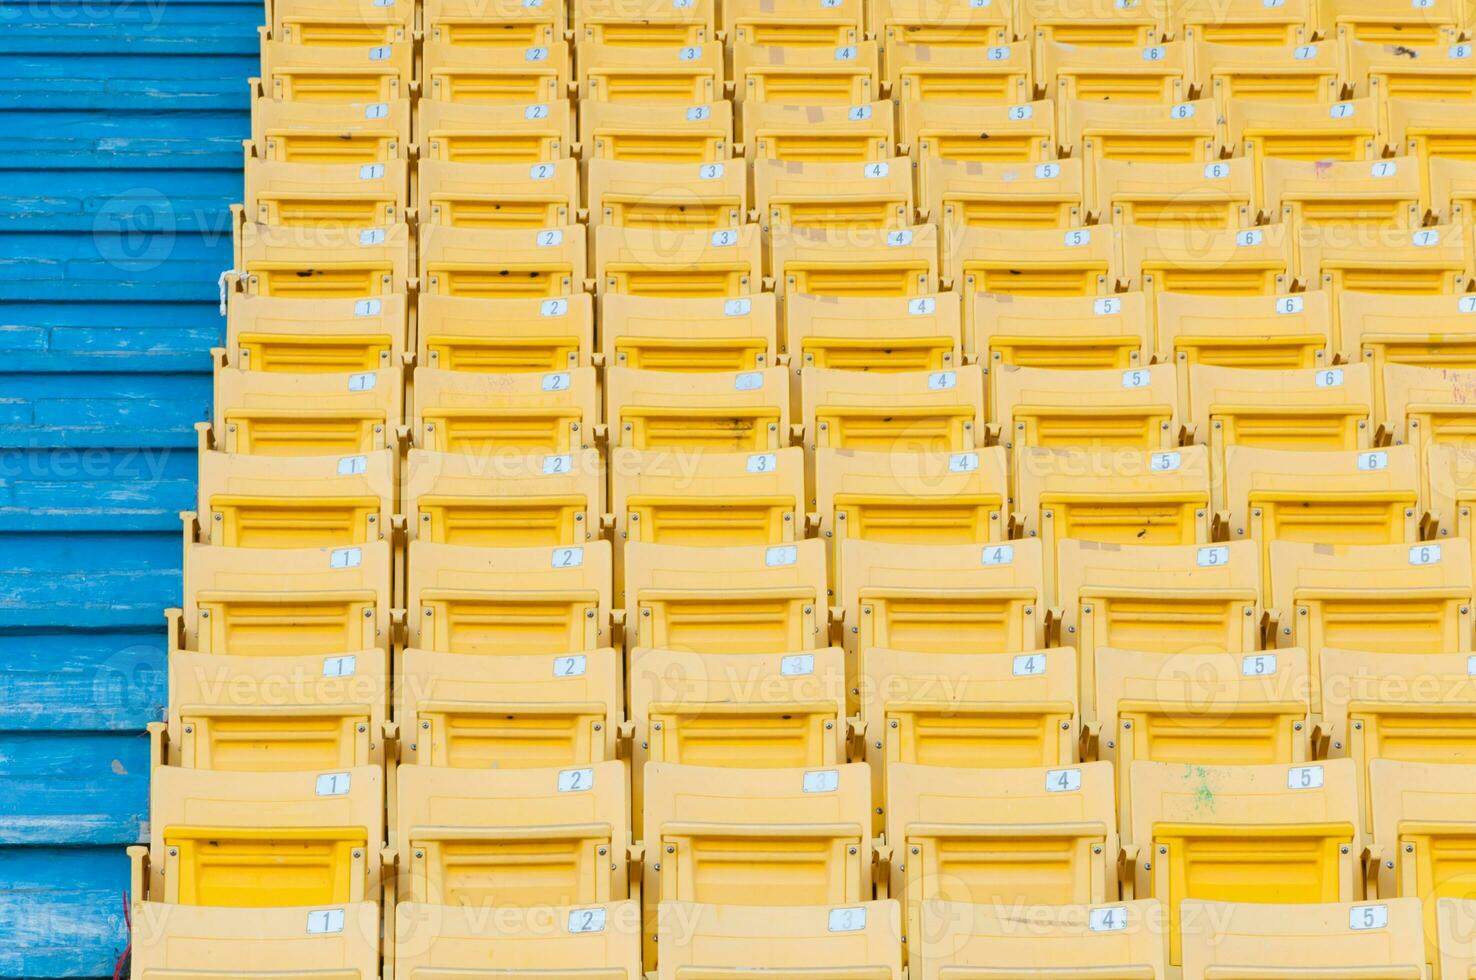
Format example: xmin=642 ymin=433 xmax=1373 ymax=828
xmin=1193 ymin=38 xmax=1345 ymax=105
xmin=1300 ymin=224 xmax=1468 ymax=323
xmin=579 ymin=100 xmax=733 ymax=162
xmin=1389 ymin=98 xmax=1476 ymax=188
xmin=1317 ymin=0 xmax=1462 ymax=43
xmin=1180 ymin=899 xmax=1428 ymax=980
xmin=130 ymin=902 xmax=380 ymax=979
xmin=901 ymin=99 xmax=1056 ymax=163
xmin=1021 ymin=0 xmax=1162 ymax=45
xmin=250 ymin=98 xmax=409 ymax=163
xmin=920 ymin=157 xmax=1084 ymax=232
xmin=918 ymin=900 xmax=1167 ymax=980
xmin=1095 ymin=157 xmax=1254 ymax=229
xmin=1428 ymin=156 xmax=1476 ymax=226
xmin=754 ymin=157 xmax=914 ymax=231
xmin=1227 ymin=97 xmax=1381 ymax=166
xmin=397 ymin=646 xmax=620 ymax=768
xmin=1348 ymin=295 xmax=1476 ymax=426
xmin=771 ymin=224 xmax=939 ymax=299
xmin=972 ymin=291 xmax=1150 ymax=370
xmin=416 ymin=100 xmax=574 ymax=163
xmin=799 ymin=365 xmax=985 ymax=454
xmin=743 ymin=101 xmax=893 ymax=162
xmin=1369 ymin=759 xmax=1476 ymax=976
xmin=948 ymin=224 xmax=1119 ymax=298
xmin=406 ymin=539 xmax=615 ymax=653
xmin=244 ymin=158 xmax=407 ymax=227
xmin=600 ymin=293 xmax=777 ymax=370
xmin=405 ymin=447 xmax=602 ymax=547
xmin=786 ymin=293 xmax=961 ymax=374
xmin=874 ymin=0 xmax=1011 ymax=47
xmin=887 ymin=40 xmax=1032 ymax=104
xmin=417 ymin=293 xmax=593 ymax=372
xmin=423 ymin=0 xmax=564 ymax=46
xmin=211 ymin=364 xmax=403 ymax=456
xmin=1065 ymin=99 xmax=1220 ymax=183
xmin=422 ymin=41 xmax=570 ymax=104
xmin=1038 ymin=41 xmax=1188 ymax=115
xmin=394 ymin=901 xmax=642 ymax=980
xmin=1129 ymin=759 xmax=1362 ymax=968
xmin=226 ymin=293 xmax=406 ymax=373
xmin=1121 ymin=223 xmax=1291 ymax=304
xmin=271 ymin=0 xmax=411 ymax=45
xmin=233 ymin=220 xmax=411 ymax=298
xmin=580 ymin=42 xmax=722 ymax=103
xmin=1264 ymin=156 xmax=1422 ymax=249
xmin=1095 ymin=646 xmax=1311 ymax=835
xmin=1171 ymin=0 xmax=1310 ymax=44
xmin=1429 ymin=440 xmax=1476 ymax=539
xmin=417 ymin=158 xmax=579 ymax=228
xmin=1057 ymin=539 xmax=1263 ymax=719
xmin=392 ymin=761 xmax=630 ymax=907
xmin=1440 ymin=899 xmax=1476 ymax=980
xmin=1351 ymin=40 xmax=1476 ymax=128
xmin=886 ymin=761 xmax=1118 ymax=950
xmin=412 ymin=366 xmax=598 ymax=454
xmin=612 ymin=447 xmax=802 ymax=572
xmin=161 ymin=648 xmax=387 ymax=771
xmin=587 ymin=158 xmax=745 ymax=229
xmin=605 ymin=366 xmax=788 ymax=451
xmin=1321 ymin=647 xmax=1476 ymax=830
xmin=193 ymin=448 xmax=393 ymax=549
xmin=575 ymin=0 xmax=714 ymax=45
xmin=623 ymin=539 xmax=828 ymax=652
xmin=657 ymin=901 xmax=902 ymax=980
xmin=725 ymin=0 xmax=862 ymax=46
xmin=734 ymin=42 xmax=880 ymax=104
xmin=136 ymin=765 xmax=383 ymax=906
xmin=258 ymin=41 xmax=412 ymax=102
xmin=594 ymin=224 xmax=762 ymax=297
xmin=419 ymin=223 xmax=586 ymax=298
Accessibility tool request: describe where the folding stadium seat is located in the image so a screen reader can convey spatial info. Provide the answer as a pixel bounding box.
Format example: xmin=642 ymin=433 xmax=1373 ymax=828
xmin=1192 ymin=38 xmax=1345 ymax=105
xmin=1057 ymin=539 xmax=1262 ymax=718
xmin=1346 ymin=294 xmax=1476 ymax=423
xmin=394 ymin=901 xmax=642 ymax=980
xmin=919 ymin=156 xmax=1084 ymax=232
xmin=422 ymin=0 xmax=565 ymax=46
xmin=422 ymin=41 xmax=571 ymax=104
xmin=754 ymin=157 xmax=914 ymax=230
xmin=742 ymin=101 xmax=894 ymax=162
xmin=724 ymin=0 xmax=863 ymax=46
xmin=1316 ymin=0 xmax=1462 ymax=43
xmin=192 ymin=448 xmax=395 ymax=549
xmin=885 ymin=761 xmax=1118 ymax=951
xmin=1299 ymin=224 xmax=1468 ymax=325
xmin=917 ymin=900 xmax=1166 ymax=980
xmin=1368 ymin=760 xmax=1476 ymax=974
xmin=133 ymin=764 xmax=383 ymax=905
xmin=605 ymin=366 xmax=788 ymax=450
xmin=404 ymin=447 xmax=603 ymax=547
xmin=232 ymin=220 xmax=411 ymax=298
xmin=210 ymin=363 xmax=404 ymax=455
xmin=574 ymin=0 xmax=715 ymax=44
xmin=1429 ymin=441 xmax=1476 ymax=539
xmin=1382 ymin=365 xmax=1476 ymax=501
xmin=1429 ymin=156 xmax=1476 ymax=225
xmin=1064 ymin=99 xmax=1220 ymax=181
xmin=579 ymin=42 xmax=723 ymax=103
xmin=1127 ymin=759 xmax=1362 ymax=969
xmin=1388 ymin=98 xmax=1476 ymax=189
xmin=130 ymin=903 xmax=380 ymax=979
xmin=242 ymin=158 xmax=407 ymax=227
xmin=586 ymin=158 xmax=745 ymax=229
xmin=900 ymin=99 xmax=1056 ymax=163
xmin=972 ymin=291 xmax=1150 ymax=370
xmin=657 ymin=901 xmax=902 ymax=980
xmin=1263 ymin=156 xmax=1422 ymax=248
xmin=594 ymin=224 xmax=762 ymax=297
xmin=1441 ymin=900 xmax=1476 ymax=980
xmin=417 ymin=293 xmax=594 ymax=372
xmin=417 ymin=99 xmax=575 ymax=163
xmin=1180 ymin=899 xmax=1427 ymax=980
xmin=623 ymin=540 xmax=828 ymax=651
xmin=798 ymin=366 xmax=985 ymax=454
xmin=1120 ymin=223 xmax=1291 ymax=305
xmin=417 ymin=158 xmax=579 ymax=228
xmin=406 ymin=540 xmax=616 ymax=653
xmin=579 ymin=100 xmax=733 ymax=162
xmin=420 ymin=223 xmax=587 ymax=299
xmin=1350 ymin=40 xmax=1476 ymax=129
xmin=250 ymin=98 xmax=410 ymax=163
xmin=770 ymin=224 xmax=938 ymax=299
xmin=786 ymin=292 xmax=962 ymax=373
xmin=391 ymin=761 xmax=631 ymax=907
xmin=599 ymin=293 xmax=777 ymax=371
xmin=873 ymin=0 xmax=1011 ymax=47
xmin=1037 ymin=41 xmax=1188 ymax=118
xmin=945 ymin=224 xmax=1119 ymax=298
xmin=1020 ymin=0 xmax=1162 ymax=46
xmin=733 ymin=42 xmax=880 ymax=104
xmin=1226 ymin=98 xmax=1381 ymax=168
xmin=1093 ymin=157 xmax=1254 ymax=230
xmin=1171 ymin=0 xmax=1310 ymax=43
xmin=257 ymin=41 xmax=412 ymax=102
xmin=1094 ymin=647 xmax=1311 ymax=833
xmin=226 ymin=292 xmax=407 ymax=373
xmin=269 ymin=0 xmax=412 ymax=45
xmin=411 ymin=366 xmax=599 ymax=454
xmin=885 ymin=40 xmax=1033 ymax=104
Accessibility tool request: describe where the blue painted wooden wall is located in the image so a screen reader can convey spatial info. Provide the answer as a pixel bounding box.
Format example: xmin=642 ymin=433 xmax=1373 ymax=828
xmin=0 ymin=0 xmax=253 ymax=973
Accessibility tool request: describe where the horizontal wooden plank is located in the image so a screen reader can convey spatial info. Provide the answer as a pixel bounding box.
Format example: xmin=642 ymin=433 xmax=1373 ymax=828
xmin=0 ymin=633 xmax=165 ymax=731
xmin=0 ymin=847 xmax=130 ymax=978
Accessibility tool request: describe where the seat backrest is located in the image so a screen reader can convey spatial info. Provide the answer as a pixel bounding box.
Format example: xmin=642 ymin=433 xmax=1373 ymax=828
xmin=1038 ymin=40 xmax=1187 ymax=109
xmin=419 ymin=223 xmax=586 ymax=298
xmin=949 ymin=223 xmax=1119 ymax=298
xmin=1438 ymin=898 xmax=1476 ymax=980
xmin=1154 ymin=289 xmax=1332 ymax=374
xmin=1171 ymin=0 xmax=1309 ymax=43
xmin=227 ymin=293 xmax=407 ymax=373
xmin=412 ymin=365 xmax=599 ymax=454
xmin=771 ymin=224 xmax=938 ymax=297
xmin=395 ymin=901 xmax=641 ymax=980
xmin=1189 ymin=363 xmax=1374 ymax=464
xmin=212 ymin=364 xmax=404 ymax=456
xmin=1317 ymin=0 xmax=1461 ymax=43
xmin=1226 ymin=97 xmax=1380 ymax=165
xmin=605 ymin=366 xmax=789 ymax=451
xmin=260 ymin=40 xmax=413 ymax=102
xmin=417 ymin=157 xmax=579 ymax=228
xmin=407 ymin=539 xmax=615 ymax=653
xmin=1383 ymin=365 xmax=1476 ymax=477
xmin=612 ymin=446 xmax=804 ymax=550
xmin=886 ymin=40 xmax=1032 ymax=104
xmin=423 ymin=0 xmax=566 ymax=45
xmin=1020 ymin=0 xmax=1162 ymax=44
xmin=1350 ymin=38 xmax=1476 ymax=110
xmin=251 ymin=97 xmax=410 ymax=163
xmin=922 ymin=156 xmax=1084 ymax=232
xmin=873 ymin=0 xmax=1010 ymax=46
xmin=657 ymin=900 xmax=903 ymax=980
xmin=417 ymin=292 xmax=594 ymax=372
xmin=236 ymin=220 xmax=411 ymax=298
xmin=575 ymin=0 xmax=714 ymax=44
xmin=1193 ymin=37 xmax=1344 ymax=105
xmin=416 ymin=99 xmax=574 ymax=163
xmin=1094 ymin=156 xmax=1254 ymax=229
xmin=1264 ymin=156 xmax=1422 ymax=242
xmin=1427 ymin=155 xmax=1476 ymax=227
xmin=733 ymin=41 xmax=880 ymax=104
xmin=578 ymin=42 xmax=723 ymax=103
xmin=1300 ymin=223 xmax=1468 ymax=311
xmin=902 ymin=99 xmax=1056 ymax=163
xmin=724 ymin=0 xmax=862 ymax=45
xmin=1428 ymin=440 xmax=1476 ymax=538
xmin=800 ymin=365 xmax=985 ymax=454
xmin=990 ymin=364 xmax=1179 ymax=468
xmin=1387 ymin=98 xmax=1476 ymax=172
xmin=1121 ymin=222 xmax=1291 ymax=300
xmin=587 ymin=158 xmax=746 ymax=229
xmin=132 ymin=903 xmax=380 ymax=979
xmin=578 ymin=100 xmax=734 ymax=163
xmin=421 ymin=40 xmax=570 ymax=104
xmin=600 ymin=293 xmax=778 ymax=371
xmin=973 ymin=291 xmax=1149 ymax=370
xmin=244 ymin=157 xmax=408 ymax=227
xmin=786 ymin=292 xmax=961 ymax=372
xmin=754 ymin=157 xmax=914 ymax=230
xmin=595 ymin=223 xmax=763 ymax=297
xmin=1065 ymin=98 xmax=1220 ymax=174
xmin=743 ymin=100 xmax=894 ymax=162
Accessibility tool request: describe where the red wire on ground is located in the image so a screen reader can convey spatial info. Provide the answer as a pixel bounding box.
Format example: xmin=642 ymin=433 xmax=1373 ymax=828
xmin=112 ymin=891 xmax=132 ymax=980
